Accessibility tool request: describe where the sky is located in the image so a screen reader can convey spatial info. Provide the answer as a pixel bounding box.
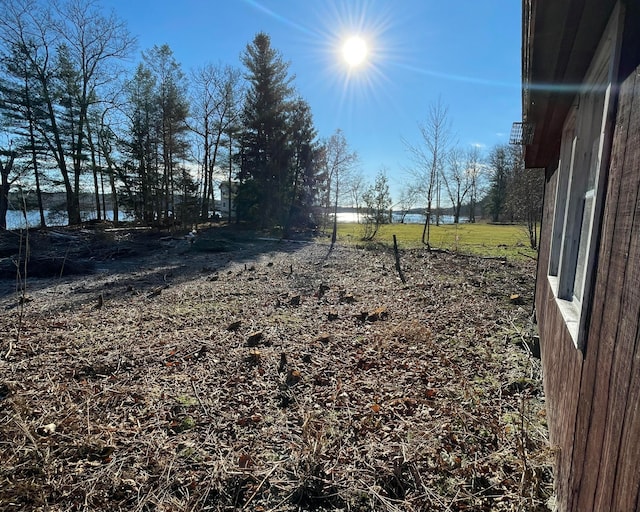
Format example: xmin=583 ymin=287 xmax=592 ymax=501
xmin=100 ymin=0 xmax=522 ymax=201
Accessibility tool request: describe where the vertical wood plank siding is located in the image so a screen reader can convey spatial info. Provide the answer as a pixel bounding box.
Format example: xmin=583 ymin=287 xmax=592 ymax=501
xmin=536 ymin=165 xmax=584 ymax=510
xmin=607 ymin=67 xmax=640 ymax=512
xmin=536 ymin=65 xmax=640 ymax=511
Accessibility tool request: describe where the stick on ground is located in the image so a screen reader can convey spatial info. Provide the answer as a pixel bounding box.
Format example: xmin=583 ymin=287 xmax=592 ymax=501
xmin=393 ymin=235 xmax=407 ymax=284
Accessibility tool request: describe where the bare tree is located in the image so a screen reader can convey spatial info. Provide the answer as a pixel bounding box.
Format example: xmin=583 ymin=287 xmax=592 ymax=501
xmin=344 ymin=168 xmax=366 ymax=222
xmin=0 ymin=0 xmax=135 ymax=225
xmin=465 ymin=146 xmax=484 ymax=223
xmin=406 ymin=99 xmax=452 ymax=248
xmin=362 ymin=170 xmax=391 ymax=241
xmin=189 ymin=63 xmax=242 ymax=222
xmin=394 ymin=184 xmax=420 ymax=224
xmin=318 ymin=129 xmax=358 ymax=245
xmin=505 ymin=145 xmax=544 ymax=249
xmin=52 ymin=0 xmax=135 ymax=224
xmin=442 ymin=147 xmax=471 ymax=223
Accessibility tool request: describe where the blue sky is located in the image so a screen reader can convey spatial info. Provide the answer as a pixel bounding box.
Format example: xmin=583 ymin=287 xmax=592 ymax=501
xmin=101 ymin=0 xmax=522 ymax=200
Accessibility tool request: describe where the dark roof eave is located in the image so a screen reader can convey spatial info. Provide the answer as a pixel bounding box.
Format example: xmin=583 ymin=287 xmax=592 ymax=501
xmin=522 ymin=0 xmax=618 ymax=169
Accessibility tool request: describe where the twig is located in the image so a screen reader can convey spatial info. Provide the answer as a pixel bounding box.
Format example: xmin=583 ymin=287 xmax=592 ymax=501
xmin=59 ymin=245 xmax=71 ymax=279
xmin=10 ymin=206 xmax=30 ymax=358
xmin=242 ymin=459 xmax=285 ymax=510
xmin=518 ymin=250 xmax=538 ymax=261
xmin=191 ymin=380 xmax=209 ymax=417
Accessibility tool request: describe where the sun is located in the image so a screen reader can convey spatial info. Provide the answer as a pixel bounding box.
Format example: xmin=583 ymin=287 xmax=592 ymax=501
xmin=342 ymin=36 xmax=368 ymax=67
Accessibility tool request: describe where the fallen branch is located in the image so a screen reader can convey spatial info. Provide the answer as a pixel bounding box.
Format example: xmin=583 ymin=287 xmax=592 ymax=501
xmin=518 ymin=251 xmax=538 ymax=261
xmin=242 ymin=459 xmax=286 ymax=510
xmin=191 ymin=380 xmax=210 ymax=417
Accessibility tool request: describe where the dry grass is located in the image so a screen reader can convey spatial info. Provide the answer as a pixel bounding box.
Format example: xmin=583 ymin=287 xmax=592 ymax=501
xmin=0 ymin=227 xmax=552 ymax=511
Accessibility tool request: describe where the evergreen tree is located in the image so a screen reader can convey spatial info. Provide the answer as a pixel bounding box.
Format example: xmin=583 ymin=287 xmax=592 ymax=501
xmin=0 ymin=42 xmax=50 ymax=228
xmin=488 ymin=144 xmax=511 ymax=222
xmin=284 ymin=96 xmax=318 ymax=234
xmin=0 ymin=0 xmax=134 ymax=226
xmin=54 ymin=43 xmax=84 ymax=218
xmin=121 ymin=63 xmax=159 ymax=223
xmin=144 ymin=45 xmax=190 ymax=226
xmin=238 ymin=32 xmax=294 ymax=227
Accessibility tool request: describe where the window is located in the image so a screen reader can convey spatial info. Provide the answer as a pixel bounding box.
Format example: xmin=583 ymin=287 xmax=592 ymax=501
xmin=547 ymin=3 xmax=624 ymax=348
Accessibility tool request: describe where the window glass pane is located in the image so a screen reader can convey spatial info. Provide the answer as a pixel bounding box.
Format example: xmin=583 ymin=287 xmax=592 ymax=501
xmin=574 ymin=191 xmax=594 ymax=302
xmin=549 ymin=114 xmax=577 ymax=279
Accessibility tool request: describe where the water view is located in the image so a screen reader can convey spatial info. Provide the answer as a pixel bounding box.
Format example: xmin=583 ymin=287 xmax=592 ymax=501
xmin=4 ymin=210 xmax=131 ymax=230
xmin=336 ymin=211 xmax=466 ymax=224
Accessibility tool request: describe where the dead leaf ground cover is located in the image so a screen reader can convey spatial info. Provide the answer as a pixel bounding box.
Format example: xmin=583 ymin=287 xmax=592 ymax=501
xmin=0 ymin=226 xmax=553 ymax=511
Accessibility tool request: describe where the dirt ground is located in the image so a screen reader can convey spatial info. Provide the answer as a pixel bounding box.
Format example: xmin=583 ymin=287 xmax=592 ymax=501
xmin=0 ymin=226 xmax=553 ymax=511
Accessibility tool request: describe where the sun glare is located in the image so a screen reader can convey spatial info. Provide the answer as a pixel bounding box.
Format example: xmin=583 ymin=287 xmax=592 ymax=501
xmin=342 ymin=36 xmax=368 ymax=67
xmin=307 ymin=1 xmax=403 ymax=118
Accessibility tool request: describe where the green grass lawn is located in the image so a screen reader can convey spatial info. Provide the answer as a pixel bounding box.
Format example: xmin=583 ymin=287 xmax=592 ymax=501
xmin=329 ymin=221 xmax=538 ymax=260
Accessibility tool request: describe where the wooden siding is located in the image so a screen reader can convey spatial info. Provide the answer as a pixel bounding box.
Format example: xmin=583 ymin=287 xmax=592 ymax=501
xmin=536 ymin=65 xmax=640 ymax=511
xmin=535 ymin=169 xmax=584 ymax=510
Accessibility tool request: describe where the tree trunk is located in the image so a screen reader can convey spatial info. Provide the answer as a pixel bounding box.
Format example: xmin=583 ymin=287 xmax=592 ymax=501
xmin=422 ymin=200 xmax=432 ymax=249
xmin=42 ymin=85 xmax=81 ymax=225
xmin=331 ymin=177 xmax=340 ymax=246
xmin=228 ymin=136 xmax=233 ymax=224
xmin=200 ymin=128 xmax=210 ymax=220
xmin=100 ymin=135 xmax=120 ymax=226
xmin=0 ymin=169 xmax=10 ymax=231
xmin=86 ymin=122 xmax=102 ymax=221
xmin=29 ymin=131 xmax=46 ymax=228
xmin=34 ymin=162 xmax=46 ymax=229
xmin=108 ymin=163 xmax=119 ymax=225
xmin=24 ymin=76 xmax=46 ymax=228
xmin=454 ymin=202 xmax=461 ymax=224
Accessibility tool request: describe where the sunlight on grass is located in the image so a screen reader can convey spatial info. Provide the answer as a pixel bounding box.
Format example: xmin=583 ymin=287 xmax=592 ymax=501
xmin=329 ymin=222 xmax=538 ymax=260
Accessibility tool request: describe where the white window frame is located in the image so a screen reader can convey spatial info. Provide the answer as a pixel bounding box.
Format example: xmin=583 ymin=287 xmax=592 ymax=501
xmin=547 ymin=2 xmax=624 ymax=349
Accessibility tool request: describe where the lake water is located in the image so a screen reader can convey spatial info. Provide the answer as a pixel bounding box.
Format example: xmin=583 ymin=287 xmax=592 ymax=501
xmin=336 ymin=212 xmax=464 ymax=224
xmin=4 ymin=210 xmax=130 ymax=230
xmin=5 ymin=209 xmax=464 ymax=230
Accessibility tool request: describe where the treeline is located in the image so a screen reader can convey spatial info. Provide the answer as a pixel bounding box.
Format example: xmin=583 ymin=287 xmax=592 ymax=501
xmin=0 ymin=0 xmax=543 ymax=243
xmin=485 ymin=144 xmax=544 ymax=249
xmin=0 ymin=0 xmax=356 ymax=234
xmin=403 ymin=99 xmax=543 ymax=249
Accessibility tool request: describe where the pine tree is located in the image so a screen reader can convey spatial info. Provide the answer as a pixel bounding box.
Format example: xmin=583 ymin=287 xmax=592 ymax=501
xmin=238 ymin=32 xmax=294 ymax=227
xmin=488 ymin=145 xmax=511 ymax=222
xmin=0 ymin=0 xmax=134 ymax=226
xmin=0 ymin=43 xmax=50 ymax=228
xmin=284 ymin=97 xmax=318 ymax=234
xmin=120 ymin=63 xmax=159 ymax=223
xmin=143 ymin=45 xmax=190 ymax=226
